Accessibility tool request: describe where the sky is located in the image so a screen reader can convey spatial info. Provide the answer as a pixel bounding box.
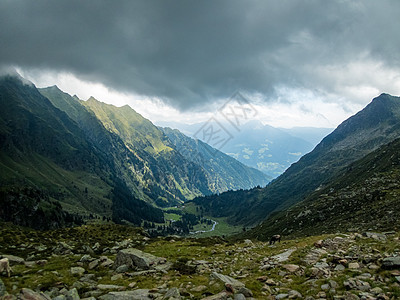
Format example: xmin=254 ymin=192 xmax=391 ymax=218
xmin=1 ymin=0 xmax=400 ymax=128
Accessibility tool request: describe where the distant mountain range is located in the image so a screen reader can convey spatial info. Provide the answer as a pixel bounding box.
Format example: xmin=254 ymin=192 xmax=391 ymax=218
xmin=0 ymin=74 xmax=269 ymax=229
xmin=193 ymin=93 xmax=400 ymax=232
xmin=157 ymin=120 xmax=332 ymax=178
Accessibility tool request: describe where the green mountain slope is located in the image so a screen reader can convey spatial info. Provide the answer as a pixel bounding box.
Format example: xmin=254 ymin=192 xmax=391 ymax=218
xmin=0 ymin=75 xmax=163 ymax=228
xmin=161 ymin=127 xmax=270 ymax=192
xmin=248 ymin=137 xmax=400 ymax=239
xmin=193 ymin=94 xmax=400 ymax=226
xmin=82 ymin=97 xmax=211 ymax=205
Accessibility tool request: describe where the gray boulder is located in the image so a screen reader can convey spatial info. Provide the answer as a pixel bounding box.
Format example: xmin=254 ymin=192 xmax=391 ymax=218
xmin=114 ymin=248 xmax=165 ymax=270
xmin=382 ymin=257 xmax=400 ymax=269
xmin=211 ymin=272 xmax=245 ymax=291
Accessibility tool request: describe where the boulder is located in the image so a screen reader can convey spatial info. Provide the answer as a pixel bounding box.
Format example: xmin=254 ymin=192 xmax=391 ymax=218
xmin=18 ymin=288 xmax=50 ymax=300
xmin=211 ymin=272 xmax=245 ymax=290
xmin=163 ymin=287 xmax=181 ymax=299
xmin=114 ymin=248 xmax=165 ymax=270
xmin=0 ymin=254 xmax=25 ymax=265
xmin=66 ymin=288 xmax=80 ymax=300
xmin=70 ymin=267 xmax=85 ymax=277
xmin=283 ymin=264 xmax=300 ymax=273
xmin=382 ymin=257 xmax=400 ymax=269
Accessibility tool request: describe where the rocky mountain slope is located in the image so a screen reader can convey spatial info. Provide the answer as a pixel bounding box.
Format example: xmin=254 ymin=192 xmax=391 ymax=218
xmin=248 ymin=137 xmax=400 ymax=239
xmin=1 ymin=222 xmax=399 ymax=299
xmin=0 ymin=75 xmax=164 ymax=228
xmin=41 ymin=86 xmax=211 ymax=206
xmin=161 ymin=127 xmax=270 ymax=192
xmin=193 ymin=94 xmax=400 ymax=226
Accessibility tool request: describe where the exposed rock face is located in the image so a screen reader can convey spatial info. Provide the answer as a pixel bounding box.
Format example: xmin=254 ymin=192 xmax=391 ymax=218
xmin=114 ymin=248 xmax=168 ymax=271
xmin=211 ymin=272 xmax=245 ymax=291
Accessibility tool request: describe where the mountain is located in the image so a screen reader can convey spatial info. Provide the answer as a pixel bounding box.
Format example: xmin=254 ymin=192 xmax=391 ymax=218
xmin=220 ymin=121 xmax=315 ymax=177
xmin=193 ymin=93 xmax=400 ymax=226
xmin=156 ymin=120 xmax=320 ymax=178
xmin=0 ymin=75 xmax=163 ymax=229
xmin=248 ymin=136 xmax=400 ymax=238
xmin=41 ymin=87 xmax=212 ymax=207
xmin=161 ymin=127 xmax=270 ymax=192
xmin=278 ymin=127 xmax=334 ymax=145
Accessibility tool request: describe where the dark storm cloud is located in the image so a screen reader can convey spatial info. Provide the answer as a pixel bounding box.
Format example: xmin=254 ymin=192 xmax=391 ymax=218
xmin=1 ymin=0 xmax=399 ymax=109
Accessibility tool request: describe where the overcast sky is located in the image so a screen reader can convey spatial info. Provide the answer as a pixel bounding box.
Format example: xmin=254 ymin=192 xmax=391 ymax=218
xmin=1 ymin=0 xmax=400 ymax=128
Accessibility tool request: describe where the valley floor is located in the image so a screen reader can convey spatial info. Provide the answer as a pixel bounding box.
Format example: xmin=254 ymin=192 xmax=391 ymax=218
xmin=0 ymin=223 xmax=400 ymax=299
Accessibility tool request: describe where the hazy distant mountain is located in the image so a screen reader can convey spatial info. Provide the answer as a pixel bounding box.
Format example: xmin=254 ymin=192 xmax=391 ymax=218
xmin=157 ymin=120 xmax=322 ymax=178
xmin=161 ymin=127 xmax=270 ymax=192
xmin=278 ymin=127 xmax=334 ymax=145
xmin=193 ymin=93 xmax=400 ymax=226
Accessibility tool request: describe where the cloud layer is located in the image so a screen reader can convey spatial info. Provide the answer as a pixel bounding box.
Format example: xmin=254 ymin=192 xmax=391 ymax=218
xmin=1 ymin=0 xmax=400 ymax=111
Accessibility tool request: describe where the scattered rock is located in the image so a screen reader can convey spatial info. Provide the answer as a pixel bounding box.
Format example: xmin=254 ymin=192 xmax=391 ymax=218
xmin=363 ymin=232 xmax=387 ymax=241
xmin=270 ymin=248 xmax=296 ymax=263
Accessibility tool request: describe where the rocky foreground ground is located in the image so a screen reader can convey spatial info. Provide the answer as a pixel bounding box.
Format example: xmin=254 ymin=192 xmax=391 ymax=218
xmin=0 ymin=223 xmax=399 ymax=299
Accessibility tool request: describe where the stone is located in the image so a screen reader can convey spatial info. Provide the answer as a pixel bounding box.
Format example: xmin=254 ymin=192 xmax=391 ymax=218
xmin=321 ymin=284 xmax=330 ymax=290
xmin=19 ymin=288 xmax=50 ymax=300
xmin=111 ymin=274 xmax=123 ymax=281
xmin=163 ymin=287 xmax=181 ymax=299
xmin=270 ymin=248 xmax=296 ymax=263
xmin=314 ymin=262 xmax=329 ymax=269
xmin=283 ymin=264 xmax=300 ymax=273
xmin=98 ymin=289 xmax=151 ymax=300
xmin=190 ymin=285 xmax=207 ymax=292
xmin=348 ymin=262 xmax=360 ymax=269
xmin=97 ymin=284 xmax=125 ymax=291
xmin=334 ymin=264 xmax=345 ymax=271
xmin=382 ymin=257 xmax=400 ymax=269
xmin=363 ymin=232 xmax=386 ymax=241
xmin=0 ymin=254 xmax=25 ymax=265
xmin=79 ymin=255 xmax=92 ymax=263
xmin=114 ymin=248 xmax=164 ymax=270
xmin=211 ymin=272 xmax=245 ymax=291
xmin=66 ymin=288 xmax=80 ymax=300
xmin=288 ymin=290 xmax=302 ymax=298
xmin=88 ymin=260 xmax=99 ymax=270
xmin=276 ymin=294 xmax=289 ymax=299
xmin=115 ymin=264 xmax=129 ymax=273
xmin=70 ymin=267 xmax=85 ymax=276
xmin=233 ymin=294 xmax=246 ymax=300
xmin=201 ymin=291 xmax=230 ymax=300
xmin=396 ymin=276 xmax=400 ymax=283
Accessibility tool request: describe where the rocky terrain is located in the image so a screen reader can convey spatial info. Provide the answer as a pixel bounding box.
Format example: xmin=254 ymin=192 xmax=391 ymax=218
xmin=1 ymin=223 xmax=400 ymax=299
